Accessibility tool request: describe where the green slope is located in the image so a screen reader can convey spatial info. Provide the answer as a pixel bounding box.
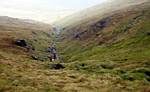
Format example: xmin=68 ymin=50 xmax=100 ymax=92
xmin=0 ymin=0 xmax=150 ymax=92
xmin=55 ymin=1 xmax=150 ymax=91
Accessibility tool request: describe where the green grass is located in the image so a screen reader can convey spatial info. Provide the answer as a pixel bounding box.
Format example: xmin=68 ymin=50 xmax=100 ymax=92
xmin=0 ymin=3 xmax=150 ymax=92
xmin=56 ymin=9 xmax=150 ymax=91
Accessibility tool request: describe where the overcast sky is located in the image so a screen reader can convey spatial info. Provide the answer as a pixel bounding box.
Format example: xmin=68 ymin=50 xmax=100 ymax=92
xmin=0 ymin=0 xmax=108 ymax=23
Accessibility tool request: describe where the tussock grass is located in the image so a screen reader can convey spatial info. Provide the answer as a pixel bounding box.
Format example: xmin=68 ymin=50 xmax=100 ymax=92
xmin=0 ymin=2 xmax=150 ymax=92
xmin=56 ymin=6 xmax=150 ymax=92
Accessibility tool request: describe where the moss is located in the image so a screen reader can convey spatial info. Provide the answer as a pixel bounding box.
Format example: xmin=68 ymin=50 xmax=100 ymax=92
xmin=121 ymin=72 xmax=146 ymax=81
xmin=132 ymin=68 xmax=150 ymax=78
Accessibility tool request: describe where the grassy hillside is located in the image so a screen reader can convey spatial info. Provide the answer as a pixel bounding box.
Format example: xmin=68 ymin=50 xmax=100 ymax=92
xmin=0 ymin=17 xmax=113 ymax=92
xmin=0 ymin=0 xmax=150 ymax=92
xmin=0 ymin=23 xmax=53 ymax=59
xmin=55 ymin=0 xmax=149 ymax=31
xmin=0 ymin=17 xmax=53 ymax=91
xmin=55 ymin=1 xmax=150 ymax=91
xmin=0 ymin=24 xmax=120 ymax=92
xmin=0 ymin=16 xmax=51 ymax=31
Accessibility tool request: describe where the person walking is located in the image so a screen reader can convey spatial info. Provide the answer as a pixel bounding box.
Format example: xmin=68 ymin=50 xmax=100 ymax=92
xmin=48 ymin=44 xmax=57 ymax=62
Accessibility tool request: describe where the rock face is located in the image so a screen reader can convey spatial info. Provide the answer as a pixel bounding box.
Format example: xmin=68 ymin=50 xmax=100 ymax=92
xmin=15 ymin=40 xmax=27 ymax=47
xmin=93 ymin=17 xmax=110 ymax=30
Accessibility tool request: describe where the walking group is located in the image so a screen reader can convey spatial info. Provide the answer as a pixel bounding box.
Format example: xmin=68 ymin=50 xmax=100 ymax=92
xmin=48 ymin=44 xmax=58 ymax=62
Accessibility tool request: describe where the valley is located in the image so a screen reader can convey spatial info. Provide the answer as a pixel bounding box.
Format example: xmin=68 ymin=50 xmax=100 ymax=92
xmin=0 ymin=0 xmax=150 ymax=92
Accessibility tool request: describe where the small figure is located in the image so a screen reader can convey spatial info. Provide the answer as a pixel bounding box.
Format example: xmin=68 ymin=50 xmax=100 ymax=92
xmin=48 ymin=44 xmax=57 ymax=62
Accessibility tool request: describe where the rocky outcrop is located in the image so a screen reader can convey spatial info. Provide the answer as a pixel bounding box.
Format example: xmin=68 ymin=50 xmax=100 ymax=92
xmin=15 ymin=40 xmax=27 ymax=47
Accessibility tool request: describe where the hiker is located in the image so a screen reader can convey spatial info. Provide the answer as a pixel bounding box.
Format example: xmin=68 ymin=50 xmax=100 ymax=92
xmin=48 ymin=45 xmax=57 ymax=62
xmin=47 ymin=47 xmax=51 ymax=52
xmin=51 ymin=46 xmax=57 ymax=61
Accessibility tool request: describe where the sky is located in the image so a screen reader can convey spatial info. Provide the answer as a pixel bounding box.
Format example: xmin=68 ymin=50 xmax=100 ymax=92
xmin=0 ymin=0 xmax=108 ymax=23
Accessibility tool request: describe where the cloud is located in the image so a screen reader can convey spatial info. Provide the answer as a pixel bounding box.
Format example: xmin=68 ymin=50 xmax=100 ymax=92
xmin=0 ymin=0 xmax=108 ymax=23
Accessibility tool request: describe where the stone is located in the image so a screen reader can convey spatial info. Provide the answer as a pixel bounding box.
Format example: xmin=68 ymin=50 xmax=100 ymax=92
xmin=15 ymin=40 xmax=27 ymax=47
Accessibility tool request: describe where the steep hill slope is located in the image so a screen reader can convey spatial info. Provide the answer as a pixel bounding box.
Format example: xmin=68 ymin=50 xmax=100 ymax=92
xmin=0 ymin=16 xmax=51 ymax=31
xmin=56 ymin=0 xmax=149 ymax=39
xmin=0 ymin=16 xmax=57 ymax=91
xmin=54 ymin=0 xmax=150 ymax=91
xmin=0 ymin=16 xmax=53 ymax=57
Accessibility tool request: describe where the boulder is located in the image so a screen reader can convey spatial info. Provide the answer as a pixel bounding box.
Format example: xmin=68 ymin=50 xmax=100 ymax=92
xmin=15 ymin=40 xmax=27 ymax=47
xmin=49 ymin=63 xmax=65 ymax=69
xmin=31 ymin=55 xmax=38 ymax=60
xmin=147 ymin=32 xmax=150 ymax=36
